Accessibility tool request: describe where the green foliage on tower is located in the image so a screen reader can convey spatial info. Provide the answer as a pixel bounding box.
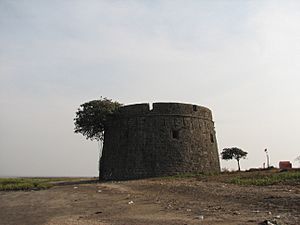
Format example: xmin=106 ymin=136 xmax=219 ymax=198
xmin=74 ymin=97 xmax=122 ymax=141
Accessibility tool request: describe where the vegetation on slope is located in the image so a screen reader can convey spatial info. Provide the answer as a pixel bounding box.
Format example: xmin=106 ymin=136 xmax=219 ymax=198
xmin=165 ymin=169 xmax=300 ymax=186
xmin=0 ymin=177 xmax=87 ymax=191
xmin=229 ymin=170 xmax=300 ymax=186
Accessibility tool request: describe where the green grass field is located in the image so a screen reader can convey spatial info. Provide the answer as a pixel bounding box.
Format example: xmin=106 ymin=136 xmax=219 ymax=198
xmin=229 ymin=170 xmax=300 ymax=186
xmin=1 ymin=170 xmax=299 ymax=191
xmin=0 ymin=177 xmax=89 ymax=191
xmin=165 ymin=169 xmax=300 ymax=186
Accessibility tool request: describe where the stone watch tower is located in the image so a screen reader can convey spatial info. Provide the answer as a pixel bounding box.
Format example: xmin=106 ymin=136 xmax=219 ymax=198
xmin=100 ymin=102 xmax=220 ymax=180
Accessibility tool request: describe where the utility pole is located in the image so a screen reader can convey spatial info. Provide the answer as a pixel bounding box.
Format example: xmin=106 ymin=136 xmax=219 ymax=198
xmin=264 ymin=148 xmax=270 ymax=168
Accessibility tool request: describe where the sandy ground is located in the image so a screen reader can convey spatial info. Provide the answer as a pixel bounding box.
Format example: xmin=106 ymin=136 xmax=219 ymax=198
xmin=0 ymin=178 xmax=299 ymax=225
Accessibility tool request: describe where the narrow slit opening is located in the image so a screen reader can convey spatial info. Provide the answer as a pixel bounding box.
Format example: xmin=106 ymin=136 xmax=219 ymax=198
xmin=172 ymin=130 xmax=179 ymax=139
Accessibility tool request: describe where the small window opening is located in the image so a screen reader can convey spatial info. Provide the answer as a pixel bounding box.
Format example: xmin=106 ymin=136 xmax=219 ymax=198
xmin=172 ymin=130 xmax=179 ymax=139
xmin=193 ymin=105 xmax=197 ymax=111
xmin=210 ymin=133 xmax=214 ymax=143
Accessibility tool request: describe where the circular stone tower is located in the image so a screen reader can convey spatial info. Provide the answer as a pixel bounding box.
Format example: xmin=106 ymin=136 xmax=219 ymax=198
xmin=100 ymin=102 xmax=220 ymax=180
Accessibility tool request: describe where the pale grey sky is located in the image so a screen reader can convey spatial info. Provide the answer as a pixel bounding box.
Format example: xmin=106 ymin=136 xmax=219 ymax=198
xmin=1 ymin=0 xmax=300 ymax=176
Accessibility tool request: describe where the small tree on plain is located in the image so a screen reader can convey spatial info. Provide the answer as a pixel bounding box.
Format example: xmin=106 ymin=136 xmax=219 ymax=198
xmin=221 ymin=147 xmax=248 ymax=171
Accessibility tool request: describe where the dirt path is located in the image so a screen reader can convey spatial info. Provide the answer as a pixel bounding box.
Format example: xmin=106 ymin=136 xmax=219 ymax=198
xmin=0 ymin=178 xmax=299 ymax=225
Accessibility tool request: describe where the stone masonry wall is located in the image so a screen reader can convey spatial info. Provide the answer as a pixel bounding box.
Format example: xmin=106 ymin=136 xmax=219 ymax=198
xmin=100 ymin=102 xmax=220 ymax=180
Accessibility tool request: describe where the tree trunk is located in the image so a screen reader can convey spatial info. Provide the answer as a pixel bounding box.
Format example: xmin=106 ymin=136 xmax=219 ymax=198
xmin=237 ymin=159 xmax=241 ymax=171
xmin=98 ymin=140 xmax=103 ymax=181
xmin=99 ymin=153 xmax=101 ymax=181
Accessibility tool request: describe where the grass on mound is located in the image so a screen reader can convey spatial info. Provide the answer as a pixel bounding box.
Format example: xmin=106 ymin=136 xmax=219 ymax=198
xmin=0 ymin=177 xmax=85 ymax=191
xmin=162 ymin=169 xmax=300 ymax=186
xmin=229 ymin=171 xmax=300 ymax=186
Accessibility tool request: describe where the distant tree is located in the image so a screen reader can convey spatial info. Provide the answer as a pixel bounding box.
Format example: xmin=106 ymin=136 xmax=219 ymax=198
xmin=74 ymin=97 xmax=122 ymax=179
xmin=74 ymin=97 xmax=122 ymax=141
xmin=221 ymin=147 xmax=248 ymax=171
xmin=295 ymin=156 xmax=300 ymax=166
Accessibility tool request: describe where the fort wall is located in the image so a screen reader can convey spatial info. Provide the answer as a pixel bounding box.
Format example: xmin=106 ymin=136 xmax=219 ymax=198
xmin=100 ymin=102 xmax=220 ymax=180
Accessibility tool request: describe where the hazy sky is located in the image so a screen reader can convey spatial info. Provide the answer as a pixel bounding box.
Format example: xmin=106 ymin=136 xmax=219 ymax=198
xmin=1 ymin=0 xmax=300 ymax=177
